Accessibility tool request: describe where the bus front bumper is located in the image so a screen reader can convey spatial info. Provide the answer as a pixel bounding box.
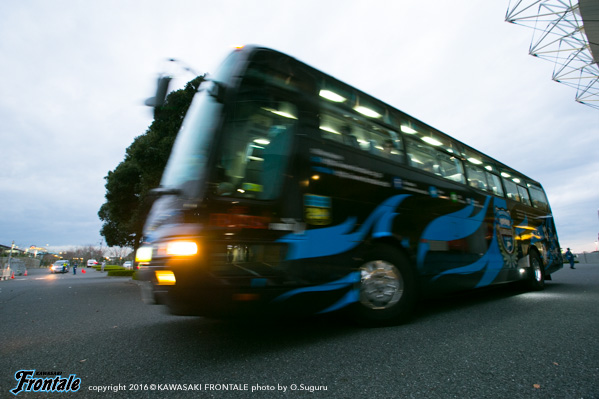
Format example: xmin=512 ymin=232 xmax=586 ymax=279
xmin=136 ymin=264 xmax=360 ymax=318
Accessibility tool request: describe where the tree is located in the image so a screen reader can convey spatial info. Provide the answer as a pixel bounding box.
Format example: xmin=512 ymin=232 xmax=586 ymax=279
xmin=99 ymin=76 xmax=204 ymax=250
xmin=61 ymin=245 xmax=106 ymax=263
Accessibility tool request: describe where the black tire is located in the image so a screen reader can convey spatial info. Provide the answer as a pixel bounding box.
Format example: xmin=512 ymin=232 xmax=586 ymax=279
xmin=351 ymin=245 xmax=416 ymax=326
xmin=525 ymin=250 xmax=545 ymax=291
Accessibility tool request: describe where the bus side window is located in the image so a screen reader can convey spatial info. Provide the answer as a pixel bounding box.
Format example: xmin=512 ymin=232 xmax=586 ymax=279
xmin=319 ymin=110 xmax=404 ymax=164
xmin=319 ymin=113 xmax=345 ymax=144
xmin=502 ymin=178 xmax=520 ymax=202
xmin=465 ymin=164 xmax=488 ymax=191
xmin=341 ymin=126 xmax=360 ymax=148
xmin=218 ymin=98 xmax=297 ymax=199
xmin=371 ymin=131 xmax=404 ymax=163
xmin=437 ymin=152 xmax=465 ymax=183
xmin=485 ymin=172 xmax=504 ymax=197
xmin=406 ymin=138 xmax=436 ymax=172
xmin=517 ymin=185 xmax=532 ymax=206
xmin=319 ymin=112 xmax=362 ymax=150
xmin=528 ymin=184 xmax=549 ymax=211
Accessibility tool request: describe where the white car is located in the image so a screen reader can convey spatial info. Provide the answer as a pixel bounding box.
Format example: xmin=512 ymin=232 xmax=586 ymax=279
xmin=50 ymin=260 xmax=69 ymax=273
xmin=87 ymin=259 xmax=98 ymax=267
xmin=123 ymin=261 xmax=133 ymax=270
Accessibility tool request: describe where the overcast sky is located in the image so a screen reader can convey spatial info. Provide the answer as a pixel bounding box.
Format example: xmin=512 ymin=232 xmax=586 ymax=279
xmin=1 ymin=1 xmax=597 ymax=253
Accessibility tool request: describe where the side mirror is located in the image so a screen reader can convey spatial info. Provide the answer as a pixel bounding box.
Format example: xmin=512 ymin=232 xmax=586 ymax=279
xmin=144 ymin=75 xmax=173 ymax=108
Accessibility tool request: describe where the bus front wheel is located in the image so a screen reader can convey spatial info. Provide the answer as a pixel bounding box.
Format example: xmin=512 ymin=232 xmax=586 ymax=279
xmin=352 ymin=245 xmax=416 ymax=326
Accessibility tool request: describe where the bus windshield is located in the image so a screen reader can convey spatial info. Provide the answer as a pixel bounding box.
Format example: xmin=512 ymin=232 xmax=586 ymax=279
xmin=160 ymin=89 xmax=221 ymax=196
xmin=214 ymin=83 xmax=297 ymax=200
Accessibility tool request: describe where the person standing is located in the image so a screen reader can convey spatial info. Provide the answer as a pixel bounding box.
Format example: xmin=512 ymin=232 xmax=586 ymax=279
xmin=73 ymin=261 xmax=77 ymax=275
xmin=101 ymin=260 xmax=106 ymax=272
xmin=565 ymin=248 xmax=575 ymax=269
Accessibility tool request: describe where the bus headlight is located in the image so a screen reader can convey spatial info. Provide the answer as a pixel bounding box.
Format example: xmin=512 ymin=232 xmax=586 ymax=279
xmin=135 ymin=246 xmax=153 ymax=263
xmin=166 ymin=241 xmax=199 ymax=257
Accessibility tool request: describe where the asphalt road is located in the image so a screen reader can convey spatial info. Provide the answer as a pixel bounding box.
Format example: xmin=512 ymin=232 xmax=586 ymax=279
xmin=0 ymin=264 xmax=597 ymax=399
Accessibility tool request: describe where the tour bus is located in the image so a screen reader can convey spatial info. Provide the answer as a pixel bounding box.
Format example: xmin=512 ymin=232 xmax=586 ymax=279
xmin=136 ymin=46 xmax=562 ymax=324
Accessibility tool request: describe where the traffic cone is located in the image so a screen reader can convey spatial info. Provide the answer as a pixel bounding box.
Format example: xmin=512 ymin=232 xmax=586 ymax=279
xmin=81 ymin=269 xmax=86 ymax=274
xmin=24 ymin=269 xmax=27 ymax=276
xmin=11 ymin=271 xmax=14 ymax=279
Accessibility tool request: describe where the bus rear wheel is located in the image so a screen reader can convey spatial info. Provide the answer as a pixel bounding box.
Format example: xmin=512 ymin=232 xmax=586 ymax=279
xmin=525 ymin=250 xmax=545 ymax=291
xmin=352 ymin=245 xmax=416 ymax=326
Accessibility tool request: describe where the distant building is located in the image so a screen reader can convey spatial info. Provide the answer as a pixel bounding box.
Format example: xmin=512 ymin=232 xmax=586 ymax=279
xmin=0 ymin=244 xmax=25 ymax=257
xmin=25 ymin=245 xmax=49 ymax=257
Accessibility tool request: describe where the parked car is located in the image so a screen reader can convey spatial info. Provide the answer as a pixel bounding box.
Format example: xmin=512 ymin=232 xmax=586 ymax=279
xmin=87 ymin=259 xmax=98 ymax=267
xmin=50 ymin=260 xmax=69 ymax=273
xmin=123 ymin=261 xmax=133 ymax=270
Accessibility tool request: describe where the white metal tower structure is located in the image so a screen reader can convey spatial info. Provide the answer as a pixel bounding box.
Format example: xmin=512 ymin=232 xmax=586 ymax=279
xmin=506 ymin=0 xmax=599 ymax=109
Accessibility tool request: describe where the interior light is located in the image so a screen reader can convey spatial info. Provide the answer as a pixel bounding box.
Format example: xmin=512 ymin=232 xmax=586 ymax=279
xmin=468 ymin=158 xmax=483 ymax=165
xmin=320 ymin=126 xmax=341 ymax=135
xmin=501 ymin=172 xmax=511 ymax=178
xmin=311 ymin=175 xmax=320 ymax=180
xmin=513 ymin=178 xmax=521 ymax=183
xmin=166 ymin=241 xmax=198 ymax=256
xmin=422 ymin=137 xmax=442 ymax=146
xmin=253 ymin=138 xmax=270 ymax=145
xmin=135 ymin=246 xmax=152 ymax=263
xmin=485 ymin=165 xmax=493 ymax=171
xmin=272 ymin=110 xmax=297 ymax=119
xmin=319 ymin=90 xmax=346 ymax=102
xmin=354 ymin=106 xmax=381 ymax=118
xmin=400 ymin=125 xmax=417 ymax=134
xmin=155 ymin=270 xmax=176 ymax=285
xmin=262 ymin=107 xmax=297 ymax=119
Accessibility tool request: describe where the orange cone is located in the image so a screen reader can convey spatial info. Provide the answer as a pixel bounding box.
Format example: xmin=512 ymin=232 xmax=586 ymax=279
xmin=81 ymin=269 xmax=86 ymax=274
xmin=24 ymin=269 xmax=28 ymax=276
xmin=11 ymin=271 xmax=14 ymax=279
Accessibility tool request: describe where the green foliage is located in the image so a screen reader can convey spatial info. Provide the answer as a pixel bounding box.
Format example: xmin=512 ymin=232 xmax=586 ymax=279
xmin=94 ymin=265 xmax=126 ymax=271
xmin=99 ymin=76 xmax=205 ymax=249
xmin=106 ymin=270 xmax=136 ymax=277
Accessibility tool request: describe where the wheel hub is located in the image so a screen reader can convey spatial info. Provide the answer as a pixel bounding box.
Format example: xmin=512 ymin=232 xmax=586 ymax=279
xmin=359 ymin=260 xmax=404 ymax=310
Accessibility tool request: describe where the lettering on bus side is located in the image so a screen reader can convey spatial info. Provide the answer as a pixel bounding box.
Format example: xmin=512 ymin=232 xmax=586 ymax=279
xmin=309 ymin=148 xmax=390 ymax=188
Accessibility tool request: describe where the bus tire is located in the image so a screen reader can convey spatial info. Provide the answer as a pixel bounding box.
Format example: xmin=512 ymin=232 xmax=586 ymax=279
xmin=525 ymin=250 xmax=545 ymax=291
xmin=352 ymin=245 xmax=416 ymax=326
